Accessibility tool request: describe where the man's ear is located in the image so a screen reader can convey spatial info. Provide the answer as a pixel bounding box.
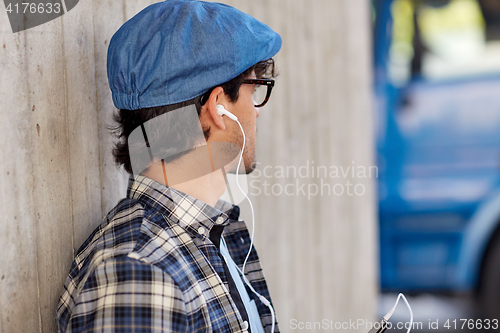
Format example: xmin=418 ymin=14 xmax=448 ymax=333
xmin=202 ymin=87 xmax=227 ymax=131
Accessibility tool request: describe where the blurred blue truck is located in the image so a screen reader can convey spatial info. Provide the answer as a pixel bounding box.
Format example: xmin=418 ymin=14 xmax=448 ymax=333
xmin=374 ymin=0 xmax=500 ymax=317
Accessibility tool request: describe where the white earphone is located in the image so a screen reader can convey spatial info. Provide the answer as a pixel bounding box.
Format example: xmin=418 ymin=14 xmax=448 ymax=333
xmin=216 ymin=103 xmax=276 ymax=333
xmin=216 ymin=104 xmax=238 ymax=121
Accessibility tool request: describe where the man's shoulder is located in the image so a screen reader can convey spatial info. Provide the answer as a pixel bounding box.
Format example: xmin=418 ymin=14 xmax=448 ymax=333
xmin=68 ymin=197 xmax=197 ymax=288
xmin=76 ymin=199 xmax=143 ymax=259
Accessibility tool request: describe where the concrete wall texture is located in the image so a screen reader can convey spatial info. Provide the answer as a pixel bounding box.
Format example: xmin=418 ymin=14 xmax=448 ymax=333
xmin=0 ymin=0 xmax=377 ymax=332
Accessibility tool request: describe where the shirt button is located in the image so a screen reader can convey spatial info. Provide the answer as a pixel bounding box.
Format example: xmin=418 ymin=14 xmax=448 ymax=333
xmin=216 ymin=216 xmax=225 ymax=224
xmin=241 ymin=321 xmax=249 ymax=330
xmin=198 ymin=227 xmax=206 ymax=235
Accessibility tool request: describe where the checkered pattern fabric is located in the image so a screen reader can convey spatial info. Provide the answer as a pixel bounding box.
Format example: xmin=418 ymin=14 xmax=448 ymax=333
xmin=56 ymin=175 xmax=279 ymax=333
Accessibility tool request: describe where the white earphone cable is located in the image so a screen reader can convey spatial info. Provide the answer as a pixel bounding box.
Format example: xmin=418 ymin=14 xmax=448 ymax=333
xmin=233 ymin=119 xmax=255 ymax=274
xmin=232 ymin=116 xmax=276 ymax=333
xmin=224 ymin=109 xmax=409 ymax=333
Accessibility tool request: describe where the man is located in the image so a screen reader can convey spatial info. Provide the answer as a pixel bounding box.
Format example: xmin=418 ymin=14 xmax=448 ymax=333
xmin=56 ymin=0 xmax=282 ymax=332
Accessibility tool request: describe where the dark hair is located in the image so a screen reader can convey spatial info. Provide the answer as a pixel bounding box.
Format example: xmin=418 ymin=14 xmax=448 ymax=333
xmin=111 ymin=58 xmax=276 ymax=174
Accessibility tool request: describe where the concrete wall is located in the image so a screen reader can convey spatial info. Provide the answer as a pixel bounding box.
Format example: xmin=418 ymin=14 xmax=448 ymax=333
xmin=0 ymin=0 xmax=377 ymax=332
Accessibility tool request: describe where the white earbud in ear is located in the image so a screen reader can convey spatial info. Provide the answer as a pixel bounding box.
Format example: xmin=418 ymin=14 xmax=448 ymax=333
xmin=216 ymin=104 xmax=238 ymax=121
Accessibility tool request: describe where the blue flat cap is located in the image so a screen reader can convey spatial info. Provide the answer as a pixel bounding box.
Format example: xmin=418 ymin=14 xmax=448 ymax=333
xmin=107 ymin=0 xmax=282 ymax=110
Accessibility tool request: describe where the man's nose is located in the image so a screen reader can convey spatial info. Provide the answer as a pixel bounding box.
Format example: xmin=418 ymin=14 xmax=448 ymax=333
xmin=255 ymin=107 xmax=260 ymax=118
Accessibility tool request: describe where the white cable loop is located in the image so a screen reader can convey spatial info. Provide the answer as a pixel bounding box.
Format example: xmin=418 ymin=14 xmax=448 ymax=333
xmin=383 ymin=293 xmax=413 ymax=333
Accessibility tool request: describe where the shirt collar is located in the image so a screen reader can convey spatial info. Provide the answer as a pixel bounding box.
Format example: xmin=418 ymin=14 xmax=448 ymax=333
xmin=127 ymin=175 xmax=239 ymax=241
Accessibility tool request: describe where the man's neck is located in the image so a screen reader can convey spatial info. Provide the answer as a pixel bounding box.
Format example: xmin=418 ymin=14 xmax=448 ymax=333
xmin=141 ymin=161 xmax=227 ymax=207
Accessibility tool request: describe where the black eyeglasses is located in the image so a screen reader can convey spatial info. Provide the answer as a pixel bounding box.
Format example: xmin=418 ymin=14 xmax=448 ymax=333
xmin=200 ymin=79 xmax=275 ymax=108
xmin=242 ymin=79 xmax=275 ymax=108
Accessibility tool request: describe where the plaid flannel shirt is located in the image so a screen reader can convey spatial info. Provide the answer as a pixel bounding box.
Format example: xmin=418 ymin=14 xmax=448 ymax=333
xmin=57 ymin=175 xmax=279 ymax=333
